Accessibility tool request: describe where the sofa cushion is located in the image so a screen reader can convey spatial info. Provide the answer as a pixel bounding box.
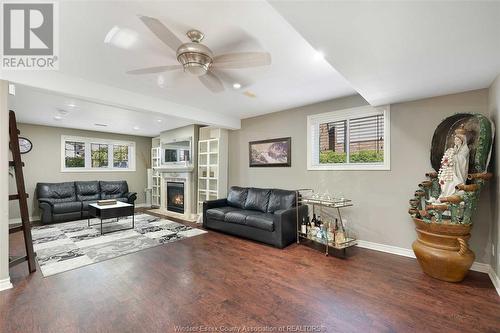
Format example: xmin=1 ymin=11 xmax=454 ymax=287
xmin=244 ymin=188 xmax=271 ymax=212
xmin=246 ymin=213 xmax=275 ymax=232
xmin=36 ymin=182 xmax=76 ymax=203
xmin=224 ymin=210 xmax=259 ymax=225
xmin=82 ymin=200 xmax=96 ymax=211
xmin=100 ymin=181 xmax=128 ymax=199
xmin=206 ymin=206 xmax=241 ymax=221
xmin=227 ymin=186 xmax=248 ymax=209
xmin=53 ymin=201 xmax=82 ymax=214
xmin=75 ymin=181 xmax=100 ymax=201
xmin=267 ymin=189 xmax=296 ymax=213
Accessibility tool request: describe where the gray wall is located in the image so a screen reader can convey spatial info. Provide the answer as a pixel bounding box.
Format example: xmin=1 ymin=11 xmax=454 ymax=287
xmin=228 ymin=90 xmax=493 ymax=264
xmin=8 ymin=124 xmax=152 ymax=220
xmin=489 ymin=75 xmax=500 ymax=275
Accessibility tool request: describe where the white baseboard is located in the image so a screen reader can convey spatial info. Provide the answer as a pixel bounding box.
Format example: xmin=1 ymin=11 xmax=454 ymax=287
xmin=356 ymin=239 xmax=497 ymax=294
xmin=489 ymin=267 xmax=500 ymax=297
xmin=0 ymin=278 xmax=13 ymax=292
xmin=357 ymin=240 xmax=416 ymax=259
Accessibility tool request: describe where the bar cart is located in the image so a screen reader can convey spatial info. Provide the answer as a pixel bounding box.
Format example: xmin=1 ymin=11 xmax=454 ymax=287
xmin=296 ymin=189 xmax=356 ymax=257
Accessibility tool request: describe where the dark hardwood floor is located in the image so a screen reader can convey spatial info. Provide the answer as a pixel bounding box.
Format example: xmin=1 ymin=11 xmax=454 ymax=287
xmin=1 ymin=212 xmax=499 ymax=333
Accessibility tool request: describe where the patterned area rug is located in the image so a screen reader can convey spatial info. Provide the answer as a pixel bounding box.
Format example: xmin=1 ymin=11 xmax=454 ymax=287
xmin=32 ymin=214 xmax=207 ymax=277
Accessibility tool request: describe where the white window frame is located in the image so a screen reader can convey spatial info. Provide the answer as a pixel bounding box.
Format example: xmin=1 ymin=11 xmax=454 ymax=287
xmin=307 ymin=105 xmax=390 ymax=171
xmin=61 ymin=135 xmax=136 ymax=172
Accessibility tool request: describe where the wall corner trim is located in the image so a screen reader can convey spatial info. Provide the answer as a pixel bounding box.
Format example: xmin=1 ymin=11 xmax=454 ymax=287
xmin=356 ymin=239 xmax=498 ymax=296
xmin=0 ymin=277 xmax=13 ymax=292
xmin=488 ymin=267 xmax=500 ymax=297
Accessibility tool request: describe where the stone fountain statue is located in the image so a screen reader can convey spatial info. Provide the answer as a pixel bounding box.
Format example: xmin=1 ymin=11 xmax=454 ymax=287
xmin=407 ymin=113 xmax=494 ymax=282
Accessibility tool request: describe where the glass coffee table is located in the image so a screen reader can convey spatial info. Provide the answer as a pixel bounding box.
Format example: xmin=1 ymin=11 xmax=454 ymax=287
xmin=88 ymin=201 xmax=135 ymax=235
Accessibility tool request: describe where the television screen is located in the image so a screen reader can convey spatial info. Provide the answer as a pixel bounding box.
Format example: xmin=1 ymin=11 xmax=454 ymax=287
xmin=164 ymin=149 xmax=178 ymax=162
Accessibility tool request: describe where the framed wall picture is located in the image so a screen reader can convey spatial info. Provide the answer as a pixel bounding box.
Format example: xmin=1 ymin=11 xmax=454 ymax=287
xmin=249 ymin=137 xmax=291 ymax=167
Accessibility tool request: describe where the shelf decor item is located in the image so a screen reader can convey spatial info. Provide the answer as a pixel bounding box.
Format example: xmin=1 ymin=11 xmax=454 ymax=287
xmin=408 ymin=113 xmax=494 ymax=282
xmin=97 ymin=199 xmax=117 ymax=206
xmin=249 ymin=137 xmax=291 ymax=167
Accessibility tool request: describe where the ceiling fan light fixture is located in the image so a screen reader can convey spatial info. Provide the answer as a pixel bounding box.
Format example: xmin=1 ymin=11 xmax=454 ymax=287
xmin=176 ymin=41 xmax=213 ymax=77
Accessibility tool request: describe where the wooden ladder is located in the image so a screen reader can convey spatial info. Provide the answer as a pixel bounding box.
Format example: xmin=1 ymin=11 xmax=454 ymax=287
xmin=8 ymin=110 xmax=36 ymax=273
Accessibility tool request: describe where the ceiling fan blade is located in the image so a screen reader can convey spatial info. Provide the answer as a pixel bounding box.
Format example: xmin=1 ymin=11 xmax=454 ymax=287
xmin=199 ymin=72 xmax=224 ymax=93
xmin=212 ymin=52 xmax=271 ymax=69
xmin=210 ymin=28 xmax=260 ymax=54
xmin=126 ymin=65 xmax=182 ymax=75
xmin=211 ymin=68 xmax=252 ymax=88
xmin=139 ymin=16 xmax=183 ymax=52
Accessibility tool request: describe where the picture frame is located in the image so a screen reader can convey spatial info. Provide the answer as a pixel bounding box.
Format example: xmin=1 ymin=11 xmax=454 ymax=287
xmin=249 ymin=137 xmax=291 ymax=167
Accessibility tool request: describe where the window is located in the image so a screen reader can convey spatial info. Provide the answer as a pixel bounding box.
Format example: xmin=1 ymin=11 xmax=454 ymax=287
xmin=61 ymin=136 xmax=136 ymax=172
xmin=91 ymin=143 xmax=109 ymax=168
xmin=113 ymin=145 xmax=129 ymax=168
xmin=65 ymin=141 xmax=85 ymax=168
xmin=307 ymin=105 xmax=390 ymax=170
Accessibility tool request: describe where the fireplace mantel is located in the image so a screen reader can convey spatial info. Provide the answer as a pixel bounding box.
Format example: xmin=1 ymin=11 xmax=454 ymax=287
xmin=154 ymin=164 xmax=194 ymax=173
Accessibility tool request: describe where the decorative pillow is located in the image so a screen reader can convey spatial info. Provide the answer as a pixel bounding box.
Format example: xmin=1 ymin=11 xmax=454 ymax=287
xmin=227 ymin=186 xmax=248 ymax=208
xmin=244 ymin=188 xmax=271 ymax=212
xmin=267 ymin=189 xmax=296 ymax=213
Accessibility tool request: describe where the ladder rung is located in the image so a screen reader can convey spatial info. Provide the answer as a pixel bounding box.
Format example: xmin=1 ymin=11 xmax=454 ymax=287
xmin=9 ymin=161 xmax=24 ymax=167
xmin=9 ymin=193 xmax=29 ymax=200
xmin=9 ymin=255 xmax=27 ymax=267
xmin=9 ymin=225 xmax=23 ymax=234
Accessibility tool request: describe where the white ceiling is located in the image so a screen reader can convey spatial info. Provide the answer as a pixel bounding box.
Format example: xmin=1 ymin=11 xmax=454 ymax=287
xmin=270 ymin=1 xmax=500 ymax=106
xmin=2 ymin=0 xmax=355 ymax=131
xmin=9 ymin=84 xmax=191 ymax=137
xmin=3 ymin=1 xmax=500 ymax=135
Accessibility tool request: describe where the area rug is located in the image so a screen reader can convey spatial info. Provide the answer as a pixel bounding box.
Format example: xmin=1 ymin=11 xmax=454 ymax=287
xmin=31 ymin=214 xmax=207 ymax=277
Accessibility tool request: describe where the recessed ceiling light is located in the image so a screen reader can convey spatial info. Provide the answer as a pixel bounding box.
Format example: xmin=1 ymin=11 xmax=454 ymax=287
xmin=57 ymin=108 xmax=70 ymax=115
xmin=157 ymin=75 xmax=165 ymax=88
xmin=232 ymin=82 xmax=241 ymax=90
xmin=314 ymin=50 xmax=325 ymax=61
xmin=157 ymin=119 xmax=163 ymax=123
xmin=94 ymin=123 xmax=108 ymax=127
xmin=133 ymin=126 xmax=140 ymax=130
xmin=54 ymin=115 xmax=62 ymax=120
xmin=104 ymin=25 xmax=138 ymax=49
xmin=66 ymin=102 xmax=77 ymax=108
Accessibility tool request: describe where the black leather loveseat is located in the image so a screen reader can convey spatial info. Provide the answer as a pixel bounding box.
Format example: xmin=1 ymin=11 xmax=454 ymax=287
xmin=203 ymin=186 xmax=308 ymax=248
xmin=36 ymin=180 xmax=137 ymax=224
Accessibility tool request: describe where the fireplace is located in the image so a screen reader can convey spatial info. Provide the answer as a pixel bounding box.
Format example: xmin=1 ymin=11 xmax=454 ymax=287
xmin=167 ymin=182 xmax=185 ymax=214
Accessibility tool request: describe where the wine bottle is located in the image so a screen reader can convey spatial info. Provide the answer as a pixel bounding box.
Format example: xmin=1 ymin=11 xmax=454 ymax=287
xmin=301 ymin=218 xmax=307 ymax=234
xmin=311 ymin=214 xmax=317 ymax=227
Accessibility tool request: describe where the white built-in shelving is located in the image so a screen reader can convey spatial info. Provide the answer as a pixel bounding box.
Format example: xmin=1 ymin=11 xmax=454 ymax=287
xmin=151 ymin=146 xmax=161 ymax=207
xmin=197 ymin=127 xmax=228 ymax=214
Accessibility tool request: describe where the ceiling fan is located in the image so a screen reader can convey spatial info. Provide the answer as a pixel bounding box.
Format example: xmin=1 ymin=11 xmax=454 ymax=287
xmin=126 ymin=16 xmax=272 ymax=93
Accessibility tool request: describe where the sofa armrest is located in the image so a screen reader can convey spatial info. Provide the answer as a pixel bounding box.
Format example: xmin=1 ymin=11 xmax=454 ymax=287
xmin=204 ymin=198 xmax=227 ymax=210
xmin=202 ymin=199 xmax=227 ymax=227
xmin=274 ymin=205 xmax=309 ymax=248
xmin=125 ymin=192 xmax=137 ymax=204
xmin=38 ymin=199 xmax=54 ymax=224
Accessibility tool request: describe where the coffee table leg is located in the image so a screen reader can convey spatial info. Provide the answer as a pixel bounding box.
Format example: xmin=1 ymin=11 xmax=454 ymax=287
xmin=101 ymin=217 xmax=103 ymax=235
xmin=132 ymin=213 xmax=135 ymax=229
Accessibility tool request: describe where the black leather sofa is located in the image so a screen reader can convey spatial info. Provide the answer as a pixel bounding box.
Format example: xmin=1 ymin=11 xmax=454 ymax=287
xmin=36 ymin=180 xmax=137 ymax=224
xmin=203 ymin=186 xmax=308 ymax=248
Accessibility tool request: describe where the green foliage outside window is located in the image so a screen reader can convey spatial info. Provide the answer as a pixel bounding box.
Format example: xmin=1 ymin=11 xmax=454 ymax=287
xmin=319 ymin=150 xmax=383 ymax=164
xmin=91 ymin=144 xmax=108 ymax=168
xmin=113 ymin=145 xmax=129 ymax=168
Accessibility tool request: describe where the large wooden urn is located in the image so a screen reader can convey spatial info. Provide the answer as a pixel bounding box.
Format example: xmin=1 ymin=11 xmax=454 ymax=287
xmin=412 ymin=218 xmax=474 ymax=282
